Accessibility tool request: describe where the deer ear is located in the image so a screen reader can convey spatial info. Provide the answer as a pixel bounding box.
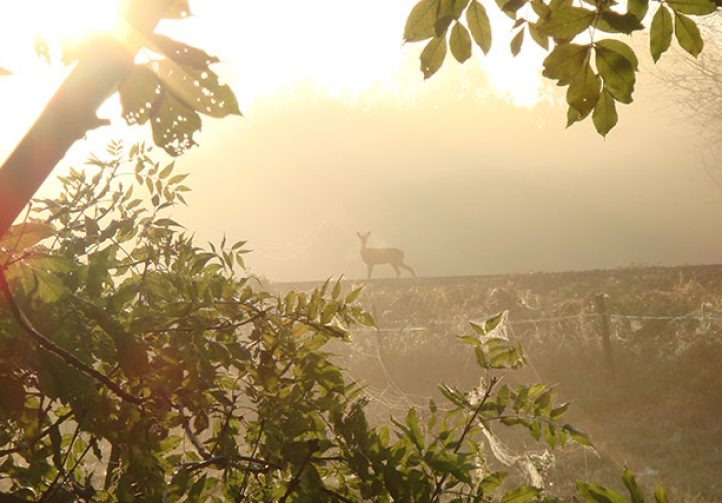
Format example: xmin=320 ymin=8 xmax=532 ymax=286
xmin=356 ymin=232 xmax=362 ymax=238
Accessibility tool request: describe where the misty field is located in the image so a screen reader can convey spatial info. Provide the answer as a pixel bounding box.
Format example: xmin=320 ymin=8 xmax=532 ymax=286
xmin=282 ymin=264 xmax=722 ymax=502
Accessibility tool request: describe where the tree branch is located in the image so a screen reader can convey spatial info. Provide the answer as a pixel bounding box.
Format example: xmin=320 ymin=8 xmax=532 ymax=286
xmin=0 ymin=269 xmax=144 ymax=406
xmin=0 ymin=0 xmax=176 ymax=238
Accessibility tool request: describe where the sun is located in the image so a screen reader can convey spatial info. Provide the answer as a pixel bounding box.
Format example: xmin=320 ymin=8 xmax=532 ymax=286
xmin=37 ymin=0 xmax=122 ymax=41
xmin=3 ymin=0 xmax=123 ymax=54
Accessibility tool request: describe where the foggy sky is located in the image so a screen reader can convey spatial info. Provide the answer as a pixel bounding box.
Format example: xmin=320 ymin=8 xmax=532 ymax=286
xmin=11 ymin=2 xmax=722 ymax=282
xmin=167 ymin=68 xmax=722 ymax=282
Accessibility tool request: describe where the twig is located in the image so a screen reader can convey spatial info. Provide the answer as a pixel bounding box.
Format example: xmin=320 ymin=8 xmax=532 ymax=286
xmin=40 ymin=415 xmax=84 ymax=502
xmin=179 ymin=409 xmax=211 ymax=460
xmin=430 ymin=376 xmax=498 ymax=502
xmin=320 ymin=487 xmax=355 ymax=503
xmin=0 ymin=412 xmax=73 ymax=457
xmin=180 ymin=455 xmax=275 ymax=474
xmin=236 ymin=420 xmax=265 ymax=503
xmin=279 ymin=446 xmax=315 ymax=503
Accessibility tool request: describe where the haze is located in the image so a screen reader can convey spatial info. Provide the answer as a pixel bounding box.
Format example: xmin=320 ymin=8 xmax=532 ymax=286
xmin=4 ymin=0 xmax=721 ymax=282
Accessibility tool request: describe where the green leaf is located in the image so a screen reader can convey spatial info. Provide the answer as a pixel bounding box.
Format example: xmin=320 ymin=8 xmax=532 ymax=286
xmin=628 ymin=0 xmax=649 ymax=20
xmin=592 ymin=89 xmax=617 ymax=136
xmin=667 ymin=0 xmax=716 ymax=15
xmin=654 ymin=485 xmax=669 ymax=503
xmin=542 ymin=43 xmax=591 ymax=85
xmin=622 ymin=467 xmax=644 ymax=503
xmin=405 ymin=408 xmax=424 ymax=449
xmin=119 ymin=65 xmax=161 ymax=126
xmin=159 ymin=162 xmax=174 ymax=179
xmin=480 ymin=472 xmax=507 ymax=494
xmin=450 ymin=22 xmax=472 ymax=62
xmin=595 ymin=44 xmax=636 ymax=104
xmin=498 ymin=0 xmax=528 ymax=17
xmin=156 ymin=61 xmax=240 ymax=118
xmin=0 ymin=222 xmax=55 ymax=253
xmin=404 ymin=0 xmax=439 ymax=42
xmin=550 ymin=401 xmax=571 ymax=419
xmin=530 ymin=0 xmax=550 ymax=17
xmin=33 ymin=269 xmax=68 ymax=303
xmin=501 ymin=485 xmax=541 ymax=503
xmin=596 ymin=39 xmax=638 ymax=70
xmin=536 ymin=5 xmax=595 ymax=40
xmin=674 ymin=12 xmax=703 ymax=57
xmin=453 ymin=0 xmax=472 ymax=16
xmin=562 ymin=423 xmax=594 ymax=447
xmin=344 ymin=286 xmax=363 ymax=304
xmin=436 ymin=0 xmax=460 ymax=36
xmin=650 ymin=6 xmax=673 ymax=62
xmin=510 ymin=28 xmax=524 ymax=56
xmin=566 ymin=63 xmax=600 ymax=118
xmin=466 ymin=0 xmax=492 ymax=54
xmin=151 ymin=91 xmax=202 ymax=156
xmin=528 ymin=23 xmax=549 ymax=50
xmin=597 ymin=11 xmax=644 ymax=34
xmin=576 ymin=482 xmax=628 ymax=503
xmin=420 ymin=36 xmax=447 ymax=79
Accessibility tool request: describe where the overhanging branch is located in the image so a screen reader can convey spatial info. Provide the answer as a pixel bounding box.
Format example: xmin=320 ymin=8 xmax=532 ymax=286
xmin=0 ymin=0 xmax=176 ymax=238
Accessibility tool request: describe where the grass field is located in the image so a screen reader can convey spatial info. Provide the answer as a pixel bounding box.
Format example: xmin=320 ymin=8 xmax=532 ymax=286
xmin=279 ymin=264 xmax=722 ymax=501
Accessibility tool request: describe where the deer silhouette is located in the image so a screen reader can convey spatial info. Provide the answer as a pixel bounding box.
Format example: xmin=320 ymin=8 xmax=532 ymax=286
xmin=357 ymin=231 xmax=416 ymax=280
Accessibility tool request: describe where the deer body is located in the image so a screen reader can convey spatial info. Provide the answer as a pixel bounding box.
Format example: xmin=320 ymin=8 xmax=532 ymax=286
xmin=357 ymin=232 xmax=416 ymax=280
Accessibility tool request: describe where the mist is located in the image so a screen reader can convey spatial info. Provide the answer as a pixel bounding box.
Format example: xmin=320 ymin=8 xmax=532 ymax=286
xmin=170 ymin=65 xmax=721 ymax=282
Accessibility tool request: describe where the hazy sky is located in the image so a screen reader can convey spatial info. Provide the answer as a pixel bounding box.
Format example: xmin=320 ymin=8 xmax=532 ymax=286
xmin=2 ymin=1 xmax=721 ymax=281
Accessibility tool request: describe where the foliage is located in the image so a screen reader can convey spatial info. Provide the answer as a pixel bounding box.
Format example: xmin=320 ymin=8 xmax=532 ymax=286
xmin=4 ymin=0 xmax=240 ymax=158
xmin=331 ymin=271 xmax=721 ymax=499
xmin=0 ymin=143 xmax=667 ymax=501
xmin=403 ymin=0 xmax=720 ymax=136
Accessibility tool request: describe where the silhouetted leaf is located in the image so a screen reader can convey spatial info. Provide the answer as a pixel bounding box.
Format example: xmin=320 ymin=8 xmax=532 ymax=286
xmin=598 ymin=11 xmax=644 ymax=34
xmin=650 ymin=6 xmax=673 ymax=62
xmin=537 ymin=5 xmax=595 ymax=40
xmin=466 ymin=0 xmax=492 ymax=53
xmin=450 ymin=22 xmax=472 ymax=62
xmin=667 ymin=0 xmax=716 ymax=15
xmin=405 ymin=0 xmax=439 ymax=42
xmin=595 ymin=42 xmax=636 ymax=103
xmin=119 ymin=65 xmax=161 ymax=126
xmin=420 ymin=36 xmax=447 ymax=78
xmin=628 ymin=0 xmax=649 ymax=20
xmin=674 ymin=12 xmax=703 ymax=56
xmin=593 ymin=88 xmax=617 ymax=136
xmin=543 ymin=43 xmax=591 ymax=85
xmin=510 ymin=28 xmax=525 ymax=56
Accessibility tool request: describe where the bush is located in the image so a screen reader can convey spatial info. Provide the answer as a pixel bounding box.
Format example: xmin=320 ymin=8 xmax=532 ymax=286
xmin=0 ymin=143 xmax=665 ymax=502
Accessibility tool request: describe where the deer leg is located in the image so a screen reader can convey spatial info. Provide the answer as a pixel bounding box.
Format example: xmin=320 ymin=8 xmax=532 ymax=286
xmin=367 ymin=264 xmax=374 ymax=280
xmin=401 ymin=263 xmax=416 ymax=278
xmin=392 ymin=265 xmax=400 ymax=278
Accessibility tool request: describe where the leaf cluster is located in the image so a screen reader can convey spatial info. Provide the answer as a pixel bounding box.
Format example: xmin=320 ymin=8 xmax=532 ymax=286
xmin=404 ymin=0 xmax=720 ymax=136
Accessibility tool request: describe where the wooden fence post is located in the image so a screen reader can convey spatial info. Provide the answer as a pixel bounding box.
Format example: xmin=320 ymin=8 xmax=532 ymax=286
xmin=594 ymin=293 xmax=615 ymax=373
